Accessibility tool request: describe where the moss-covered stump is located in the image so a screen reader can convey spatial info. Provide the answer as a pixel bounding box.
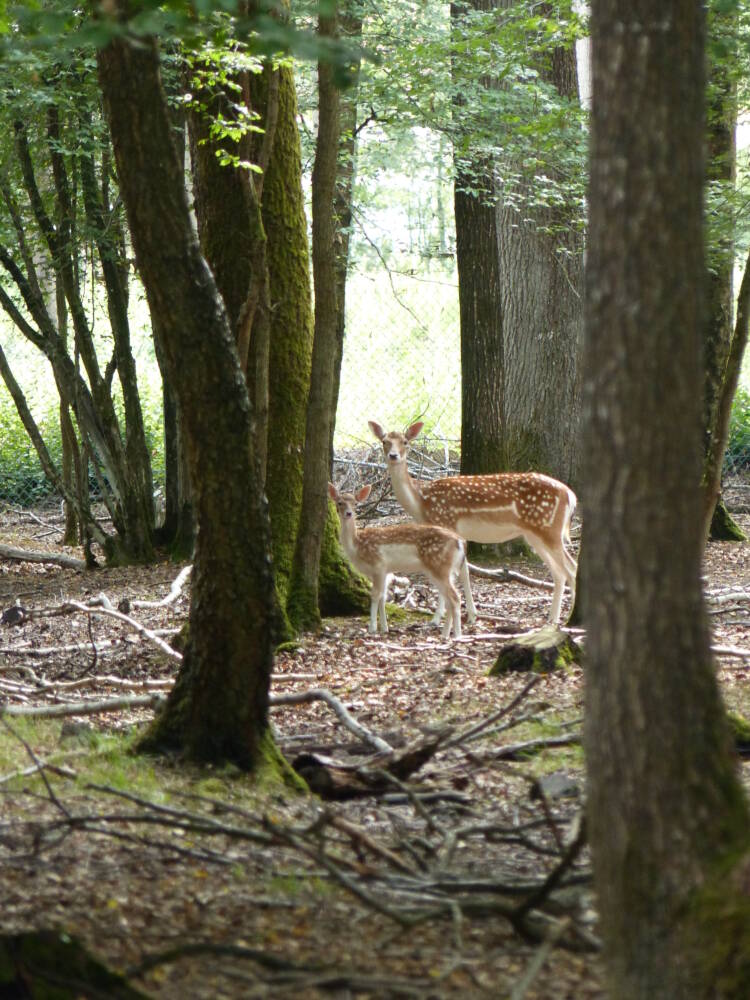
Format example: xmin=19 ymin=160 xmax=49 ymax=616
xmin=317 ymin=505 xmax=371 ymax=617
xmin=0 ymin=930 xmax=147 ymax=998
xmin=727 ymin=710 xmax=750 ymax=755
xmin=489 ymin=625 xmax=582 ymax=676
xmin=710 ymin=498 xmax=747 ymax=541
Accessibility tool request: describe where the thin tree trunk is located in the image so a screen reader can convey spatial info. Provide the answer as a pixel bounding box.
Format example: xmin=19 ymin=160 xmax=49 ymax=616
xmin=287 ymin=6 xmax=344 ymax=630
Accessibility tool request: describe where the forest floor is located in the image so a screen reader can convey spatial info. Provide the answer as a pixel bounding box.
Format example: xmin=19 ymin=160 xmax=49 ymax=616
xmin=1 ymin=494 xmax=750 ymax=999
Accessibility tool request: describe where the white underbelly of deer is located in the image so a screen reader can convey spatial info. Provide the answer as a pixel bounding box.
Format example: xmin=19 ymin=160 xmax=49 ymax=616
xmin=353 ymin=543 xmax=430 ymax=576
xmin=455 ymin=511 xmax=521 ymax=543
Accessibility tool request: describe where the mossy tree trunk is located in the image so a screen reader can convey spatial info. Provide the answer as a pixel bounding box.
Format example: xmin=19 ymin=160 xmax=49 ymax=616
xmin=702 ymin=9 xmax=744 ymax=541
xmin=287 ymin=3 xmax=370 ymax=629
xmin=583 ymin=3 xmax=750 ymax=996
xmin=98 ymin=11 xmax=276 ymax=767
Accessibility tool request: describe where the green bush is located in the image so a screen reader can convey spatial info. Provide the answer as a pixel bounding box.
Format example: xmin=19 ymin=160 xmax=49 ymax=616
xmin=0 ymin=403 xmax=61 ymax=505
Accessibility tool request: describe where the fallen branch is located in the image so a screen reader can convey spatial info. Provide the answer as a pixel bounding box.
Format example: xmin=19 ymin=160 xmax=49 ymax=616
xmin=269 ymin=688 xmax=393 ymax=754
xmin=37 ymin=600 xmax=182 ymax=662
xmin=0 ymin=628 xmax=180 ymax=660
xmin=0 ymin=543 xmax=86 ymax=571
xmin=487 ymin=733 xmax=582 ymax=761
xmin=444 ymin=676 xmax=541 ymax=750
xmin=2 ymin=693 xmax=166 ymax=718
xmin=131 ymin=565 xmax=192 ymax=609
xmin=468 ymin=562 xmax=554 ymax=591
xmin=711 ymin=643 xmax=750 ymax=660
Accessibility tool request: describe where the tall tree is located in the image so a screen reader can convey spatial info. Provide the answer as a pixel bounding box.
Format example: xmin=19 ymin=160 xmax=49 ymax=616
xmin=452 ymin=1 xmax=585 ymax=484
xmin=287 ymin=2 xmax=370 ymax=629
xmin=0 ymin=76 xmax=156 ymax=563
xmin=98 ymin=6 xmax=276 ymax=767
xmin=702 ymin=2 xmax=747 ymax=540
xmin=452 ymin=0 xmax=506 ymax=476
xmin=498 ymin=4 xmax=584 ymax=484
xmin=582 ymin=2 xmax=750 ymax=997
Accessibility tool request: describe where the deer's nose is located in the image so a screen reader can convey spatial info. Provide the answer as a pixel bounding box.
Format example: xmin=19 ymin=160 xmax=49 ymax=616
xmin=388 ymin=451 xmax=399 ymax=461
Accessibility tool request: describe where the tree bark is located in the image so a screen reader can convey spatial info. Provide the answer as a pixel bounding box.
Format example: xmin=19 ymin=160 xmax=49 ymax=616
xmin=98 ymin=13 xmax=276 ymax=768
xmin=452 ymin=0 xmax=506 ymax=477
xmin=287 ymin=4 xmax=371 ymax=629
xmin=583 ymin=3 xmax=750 ymax=996
xmin=496 ymin=2 xmax=583 ymax=486
xmin=248 ymin=62 xmax=314 ymax=611
xmin=702 ymin=11 xmax=744 ymax=539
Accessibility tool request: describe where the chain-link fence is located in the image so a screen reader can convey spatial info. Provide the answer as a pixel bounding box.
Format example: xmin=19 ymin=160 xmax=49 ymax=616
xmin=335 ymin=262 xmax=461 ymax=449
xmin=3 ymin=255 xmax=750 ymax=514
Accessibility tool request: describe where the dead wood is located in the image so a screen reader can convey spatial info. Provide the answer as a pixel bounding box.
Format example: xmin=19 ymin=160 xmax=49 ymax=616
xmin=0 ymin=930 xmax=147 ymax=999
xmin=290 ymin=730 xmax=446 ymax=800
xmin=490 ymin=625 xmax=582 ymax=675
xmin=468 ymin=561 xmax=554 ymax=590
xmin=0 ymin=542 xmax=86 ymax=570
xmin=2 ymin=693 xmax=166 ymax=718
xmin=269 ymin=687 xmax=393 ymax=753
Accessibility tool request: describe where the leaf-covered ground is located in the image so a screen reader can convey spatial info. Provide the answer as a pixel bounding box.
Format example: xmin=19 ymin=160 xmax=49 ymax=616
xmin=1 ymin=498 xmax=749 ymax=999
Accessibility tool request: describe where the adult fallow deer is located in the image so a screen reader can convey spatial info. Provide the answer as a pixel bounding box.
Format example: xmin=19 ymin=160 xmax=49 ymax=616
xmin=368 ymin=421 xmax=578 ymax=624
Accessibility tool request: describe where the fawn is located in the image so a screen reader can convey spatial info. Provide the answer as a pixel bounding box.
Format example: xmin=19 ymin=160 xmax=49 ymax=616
xmin=328 ymin=482 xmax=466 ymax=638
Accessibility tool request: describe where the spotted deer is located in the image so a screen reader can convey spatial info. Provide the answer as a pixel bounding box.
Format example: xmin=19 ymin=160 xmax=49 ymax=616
xmin=328 ymin=482 xmax=466 ymax=638
xmin=369 ymin=421 xmax=578 ymax=624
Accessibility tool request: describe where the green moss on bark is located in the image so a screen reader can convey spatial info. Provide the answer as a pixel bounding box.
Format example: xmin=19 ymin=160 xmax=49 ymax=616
xmin=489 ymin=625 xmax=581 ymax=675
xmin=286 ymin=577 xmax=321 ymax=633
xmin=318 ymin=503 xmax=370 ymax=616
xmin=681 ymin=851 xmax=750 ymax=998
xmin=259 ymin=65 xmax=314 ymax=602
xmin=709 ymin=498 xmax=747 ymax=541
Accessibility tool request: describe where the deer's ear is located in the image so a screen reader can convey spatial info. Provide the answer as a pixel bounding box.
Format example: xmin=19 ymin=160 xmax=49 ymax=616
xmin=368 ymin=420 xmax=385 ymax=440
xmin=355 ymin=484 xmax=372 ymax=502
xmin=327 ymin=482 xmax=338 ymax=500
xmin=405 ymin=421 xmax=424 ymax=440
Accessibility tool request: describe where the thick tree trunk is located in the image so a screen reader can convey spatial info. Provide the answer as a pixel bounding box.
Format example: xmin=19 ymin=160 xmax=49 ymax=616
xmin=98 ymin=17 xmax=276 ymax=768
xmin=496 ymin=3 xmax=583 ymax=486
xmin=583 ymin=3 xmax=750 ymax=996
xmin=451 ymin=0 xmax=505 ymax=477
xmin=455 ymin=175 xmax=506 ymax=475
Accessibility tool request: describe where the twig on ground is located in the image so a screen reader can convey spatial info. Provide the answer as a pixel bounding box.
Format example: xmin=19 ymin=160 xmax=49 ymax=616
xmin=467 ymin=563 xmax=554 ymax=591
xmin=444 ymin=676 xmax=541 ymax=750
xmin=0 ymin=715 xmax=72 ymax=817
xmin=3 ymin=693 xmax=166 ymax=718
xmin=131 ymin=565 xmax=192 ymax=609
xmin=32 ymin=600 xmax=182 ymax=662
xmin=269 ymin=688 xmax=393 ymax=754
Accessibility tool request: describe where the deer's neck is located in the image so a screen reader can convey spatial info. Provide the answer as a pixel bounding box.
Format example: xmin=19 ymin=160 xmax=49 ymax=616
xmin=389 ymin=462 xmax=426 ymax=521
xmin=338 ymin=518 xmax=360 ymax=561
